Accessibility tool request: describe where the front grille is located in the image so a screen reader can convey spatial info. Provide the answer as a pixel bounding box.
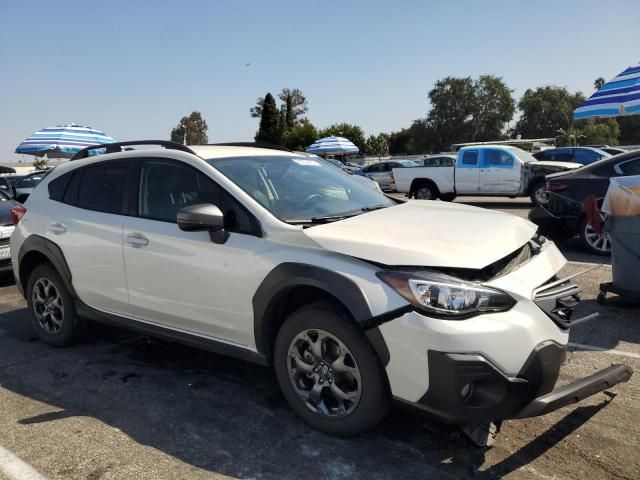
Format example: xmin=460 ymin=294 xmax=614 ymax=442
xmin=0 ymin=238 xmax=9 ymax=247
xmin=533 ymin=277 xmax=598 ymax=329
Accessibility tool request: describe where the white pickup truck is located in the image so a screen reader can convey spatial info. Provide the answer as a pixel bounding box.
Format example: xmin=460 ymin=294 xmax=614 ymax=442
xmin=393 ymin=145 xmax=582 ymax=205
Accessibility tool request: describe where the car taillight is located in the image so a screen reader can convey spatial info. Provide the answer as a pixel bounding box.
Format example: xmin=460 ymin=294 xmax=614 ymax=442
xmin=11 ymin=205 xmax=27 ymax=224
xmin=547 ymin=181 xmax=568 ymax=192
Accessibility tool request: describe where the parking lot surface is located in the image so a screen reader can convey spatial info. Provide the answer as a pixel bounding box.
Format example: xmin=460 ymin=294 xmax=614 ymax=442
xmin=0 ymin=198 xmax=638 ymax=480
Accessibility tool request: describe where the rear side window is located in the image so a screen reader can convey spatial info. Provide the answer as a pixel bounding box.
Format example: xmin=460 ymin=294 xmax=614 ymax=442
xmin=76 ymin=162 xmax=129 ymax=214
xmin=618 ymin=158 xmax=640 ymax=176
xmin=573 ymin=150 xmax=601 ymax=165
xmin=462 ymin=151 xmax=478 ymax=165
xmin=48 ymin=173 xmax=73 ymax=201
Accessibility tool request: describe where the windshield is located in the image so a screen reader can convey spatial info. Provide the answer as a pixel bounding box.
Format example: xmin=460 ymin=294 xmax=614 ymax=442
xmin=399 ymin=160 xmax=419 ymax=167
xmin=209 ymin=155 xmax=395 ymax=223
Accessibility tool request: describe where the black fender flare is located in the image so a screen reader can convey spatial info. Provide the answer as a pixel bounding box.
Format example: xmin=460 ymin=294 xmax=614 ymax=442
xmin=17 ymin=235 xmax=77 ymax=298
xmin=252 ymin=263 xmax=391 ymax=366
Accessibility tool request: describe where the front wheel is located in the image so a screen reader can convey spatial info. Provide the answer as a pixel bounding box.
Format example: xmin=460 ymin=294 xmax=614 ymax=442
xmin=579 ymin=217 xmax=611 ymax=256
xmin=530 ymin=181 xmax=549 ymax=206
xmin=274 ymin=302 xmax=390 ymax=436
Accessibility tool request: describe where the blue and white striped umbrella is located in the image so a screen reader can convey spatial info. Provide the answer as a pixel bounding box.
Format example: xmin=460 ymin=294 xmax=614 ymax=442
xmin=574 ymin=64 xmax=640 ymax=119
xmin=306 ymin=136 xmax=359 ymax=155
xmin=15 ymin=124 xmax=116 ymax=158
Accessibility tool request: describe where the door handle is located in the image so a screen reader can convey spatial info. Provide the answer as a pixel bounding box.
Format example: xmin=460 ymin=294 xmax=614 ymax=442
xmin=48 ymin=222 xmax=67 ymax=235
xmin=126 ymin=233 xmax=149 ymax=247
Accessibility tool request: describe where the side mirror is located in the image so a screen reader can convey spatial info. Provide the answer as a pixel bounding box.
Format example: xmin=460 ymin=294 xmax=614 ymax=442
xmin=177 ymin=203 xmax=229 ymax=244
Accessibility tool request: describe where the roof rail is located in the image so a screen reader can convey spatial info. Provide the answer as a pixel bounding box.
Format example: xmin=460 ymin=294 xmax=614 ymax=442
xmin=70 ymin=140 xmax=196 ymax=161
xmin=209 ymin=142 xmax=293 ymax=152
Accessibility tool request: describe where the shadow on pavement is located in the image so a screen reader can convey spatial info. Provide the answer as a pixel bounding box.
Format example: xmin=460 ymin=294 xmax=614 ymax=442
xmin=570 ymin=298 xmax=640 ymax=350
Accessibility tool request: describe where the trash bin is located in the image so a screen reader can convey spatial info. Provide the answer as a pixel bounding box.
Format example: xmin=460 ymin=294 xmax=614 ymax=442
xmin=605 ymin=215 xmax=640 ymax=297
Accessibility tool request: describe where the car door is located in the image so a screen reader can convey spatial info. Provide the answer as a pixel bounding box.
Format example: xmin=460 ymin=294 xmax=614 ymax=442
xmin=363 ymin=163 xmax=390 ymax=188
xmin=122 ymin=157 xmax=265 ymax=346
xmin=44 ymin=161 xmax=133 ymax=316
xmin=479 ymin=148 xmax=520 ymax=194
xmin=455 ymin=150 xmax=480 ymax=194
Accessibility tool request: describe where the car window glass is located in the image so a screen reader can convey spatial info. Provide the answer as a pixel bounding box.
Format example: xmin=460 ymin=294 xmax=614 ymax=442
xmin=368 ymin=164 xmax=384 ymax=172
xmin=62 ymin=171 xmax=81 ymax=205
xmin=138 ymin=159 xmax=255 ymax=234
xmin=462 ymin=151 xmax=478 ymax=165
xmin=77 ymin=162 xmax=128 ymax=214
xmin=573 ymin=150 xmax=600 ymax=165
xmin=618 ymin=158 xmax=640 ymax=176
xmin=16 ymin=174 xmax=44 ymax=189
xmin=48 ymin=172 xmax=72 ymax=201
xmin=484 ymin=149 xmax=513 ymax=166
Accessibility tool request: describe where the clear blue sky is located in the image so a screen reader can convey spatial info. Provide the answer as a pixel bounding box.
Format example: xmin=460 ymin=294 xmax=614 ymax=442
xmin=1 ymin=0 xmax=639 ymax=161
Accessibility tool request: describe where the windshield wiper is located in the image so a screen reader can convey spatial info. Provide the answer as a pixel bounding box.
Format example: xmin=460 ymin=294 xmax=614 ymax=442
xmin=303 ymin=204 xmax=390 ymax=224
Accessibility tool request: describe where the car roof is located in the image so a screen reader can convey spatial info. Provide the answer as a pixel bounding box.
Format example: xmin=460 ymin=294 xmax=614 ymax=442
xmin=189 ymin=145 xmax=300 ymax=159
xmin=579 ymin=148 xmax=640 ymax=172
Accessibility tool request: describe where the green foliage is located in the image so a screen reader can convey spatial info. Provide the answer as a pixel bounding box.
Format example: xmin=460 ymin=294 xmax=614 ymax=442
xmin=364 ymin=133 xmax=390 ymax=158
xmin=618 ymin=116 xmax=640 ymax=145
xmin=318 ymin=123 xmax=366 ymax=154
xmin=278 ymin=88 xmax=308 ymax=129
xmin=578 ymin=118 xmax=620 ymax=146
xmin=283 ymin=119 xmax=318 ymax=151
xmin=426 ymin=75 xmax=514 ymax=150
xmin=594 ymin=77 xmax=606 ymax=90
xmin=170 ymin=111 xmax=208 ymax=145
xmin=388 ymin=119 xmax=435 ymax=155
xmin=255 ymin=93 xmax=282 ymax=144
xmin=515 ymin=86 xmax=584 ymax=139
xmin=33 ymin=155 xmax=48 ymax=169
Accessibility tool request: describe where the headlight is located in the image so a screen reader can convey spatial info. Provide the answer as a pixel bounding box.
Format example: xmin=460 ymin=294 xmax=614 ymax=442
xmin=377 ymin=270 xmax=515 ymax=319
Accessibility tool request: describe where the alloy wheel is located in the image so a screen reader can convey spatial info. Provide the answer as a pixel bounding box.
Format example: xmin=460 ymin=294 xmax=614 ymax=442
xmin=584 ymin=222 xmax=611 ymax=254
xmin=287 ymin=329 xmax=362 ymax=417
xmin=534 ymin=186 xmax=549 ymax=205
xmin=32 ymin=277 xmax=64 ymax=334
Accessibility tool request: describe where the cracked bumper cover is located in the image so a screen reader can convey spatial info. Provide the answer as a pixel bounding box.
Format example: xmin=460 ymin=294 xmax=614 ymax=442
xmin=412 ymin=342 xmax=633 ymax=423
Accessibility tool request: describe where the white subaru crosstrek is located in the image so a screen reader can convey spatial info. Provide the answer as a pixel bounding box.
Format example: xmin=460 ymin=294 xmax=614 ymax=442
xmin=10 ymin=141 xmax=632 ymax=441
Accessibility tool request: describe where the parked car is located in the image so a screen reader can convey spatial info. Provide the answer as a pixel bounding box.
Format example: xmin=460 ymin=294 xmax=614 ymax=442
xmin=322 ymin=157 xmax=359 ymax=174
xmin=0 ymin=189 xmax=19 ymax=273
xmin=354 ymin=160 xmax=418 ymax=191
xmin=585 ymin=145 xmax=628 ymax=156
xmin=393 ymin=145 xmax=582 ymax=205
xmin=529 ymin=149 xmax=640 ymax=255
xmin=413 ymin=155 xmax=456 ymax=167
xmin=11 ymin=140 xmax=632 ymax=441
xmin=533 ymin=147 xmax=611 ymax=166
xmin=0 ymin=174 xmax=25 ymax=198
xmin=11 ymin=170 xmax=49 ymax=203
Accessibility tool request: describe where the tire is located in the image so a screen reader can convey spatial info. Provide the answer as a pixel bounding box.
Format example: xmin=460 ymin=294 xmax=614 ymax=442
xmin=26 ymin=263 xmax=84 ymax=346
xmin=414 ymin=183 xmax=438 ymax=200
xmin=579 ymin=217 xmax=611 ymax=256
xmin=441 ymin=193 xmax=456 ymax=202
xmin=529 ymin=181 xmax=549 ymax=206
xmin=274 ymin=302 xmax=390 ymax=436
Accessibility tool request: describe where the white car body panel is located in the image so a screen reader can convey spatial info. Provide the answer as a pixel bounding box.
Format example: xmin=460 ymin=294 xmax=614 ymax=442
xmin=303 ymin=201 xmax=537 ymax=269
xmin=393 ymin=166 xmax=454 ymax=194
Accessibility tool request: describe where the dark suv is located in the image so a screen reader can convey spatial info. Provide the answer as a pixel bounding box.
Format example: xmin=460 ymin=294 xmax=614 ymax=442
xmin=533 ymin=147 xmax=610 ymax=166
xmin=529 ymin=150 xmax=640 ymax=254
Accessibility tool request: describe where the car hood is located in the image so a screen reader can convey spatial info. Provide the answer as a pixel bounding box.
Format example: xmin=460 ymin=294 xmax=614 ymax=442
xmin=303 ymin=201 xmax=537 ymax=269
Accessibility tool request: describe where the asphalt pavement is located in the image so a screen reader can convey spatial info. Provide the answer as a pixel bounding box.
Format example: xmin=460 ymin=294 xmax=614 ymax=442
xmin=0 ymin=198 xmax=638 ymax=480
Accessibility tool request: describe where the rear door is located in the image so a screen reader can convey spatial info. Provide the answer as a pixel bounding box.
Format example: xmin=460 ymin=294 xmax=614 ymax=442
xmin=479 ymin=148 xmax=520 ymax=194
xmin=455 ymin=150 xmax=480 ymax=194
xmin=44 ymin=160 xmax=133 ymax=316
xmin=364 ymin=163 xmax=391 ymax=189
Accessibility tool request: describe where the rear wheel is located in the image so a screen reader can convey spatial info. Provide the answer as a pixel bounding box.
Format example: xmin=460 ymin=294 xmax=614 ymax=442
xmin=26 ymin=264 xmax=84 ymax=346
xmin=414 ymin=183 xmax=438 ymax=200
xmin=579 ymin=217 xmax=611 ymax=255
xmin=274 ymin=302 xmax=390 ymax=436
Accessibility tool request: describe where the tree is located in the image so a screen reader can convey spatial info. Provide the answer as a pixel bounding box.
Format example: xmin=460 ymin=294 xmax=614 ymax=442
xmin=515 ymin=86 xmax=584 ymax=139
xmin=365 ymin=133 xmax=390 ymax=158
xmin=388 ymin=119 xmax=435 ymax=155
xmin=594 ymin=77 xmax=606 ymax=90
xmin=33 ymin=155 xmax=48 ymax=169
xmin=170 ymin=111 xmax=208 ymax=145
xmin=577 ymin=118 xmax=620 ymax=146
xmin=426 ymin=76 xmax=476 ymax=150
xmin=255 ymin=93 xmax=281 ymax=144
xmin=283 ymin=119 xmax=318 ymax=151
xmin=278 ymin=88 xmax=308 ymax=129
xmin=318 ymin=123 xmax=366 ymax=154
xmin=618 ymin=116 xmax=640 ymax=145
xmin=249 ymin=97 xmax=264 ymax=118
xmin=471 ymin=75 xmax=515 ymax=141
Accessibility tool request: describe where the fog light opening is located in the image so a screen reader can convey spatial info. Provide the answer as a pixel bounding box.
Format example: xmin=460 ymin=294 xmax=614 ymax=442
xmin=461 ymin=383 xmax=474 ymax=400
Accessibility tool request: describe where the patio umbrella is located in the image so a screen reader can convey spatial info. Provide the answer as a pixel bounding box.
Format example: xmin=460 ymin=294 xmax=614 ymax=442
xmin=15 ymin=124 xmax=116 ymax=158
xmin=306 ymin=136 xmax=359 ymax=156
xmin=573 ymin=64 xmax=640 ymax=119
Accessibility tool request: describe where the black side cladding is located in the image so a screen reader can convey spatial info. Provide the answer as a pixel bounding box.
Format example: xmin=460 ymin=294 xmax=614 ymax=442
xmin=252 ymin=263 xmax=394 ymax=365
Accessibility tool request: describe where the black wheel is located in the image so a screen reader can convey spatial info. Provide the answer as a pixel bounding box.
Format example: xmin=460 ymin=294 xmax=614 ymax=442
xmin=274 ymin=302 xmax=390 ymax=436
xmin=414 ymin=183 xmax=438 ymax=200
xmin=529 ymin=181 xmax=549 ymax=206
xmin=26 ymin=263 xmax=84 ymax=346
xmin=579 ymin=217 xmax=611 ymax=256
xmin=597 ymin=292 xmax=606 ymax=304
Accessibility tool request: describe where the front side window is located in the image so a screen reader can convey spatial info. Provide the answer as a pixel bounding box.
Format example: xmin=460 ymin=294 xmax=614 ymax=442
xmin=138 ymin=159 xmax=255 ymax=234
xmin=77 ymin=162 xmax=128 ymax=214
xmin=210 ymin=155 xmax=395 ymax=224
xmin=618 ymin=158 xmax=640 ymax=176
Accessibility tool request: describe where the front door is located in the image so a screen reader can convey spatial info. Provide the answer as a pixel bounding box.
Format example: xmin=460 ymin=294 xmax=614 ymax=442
xmin=122 ymin=157 xmax=266 ymax=346
xmin=455 ymin=150 xmax=480 ymax=194
xmin=479 ymin=148 xmax=521 ymax=194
